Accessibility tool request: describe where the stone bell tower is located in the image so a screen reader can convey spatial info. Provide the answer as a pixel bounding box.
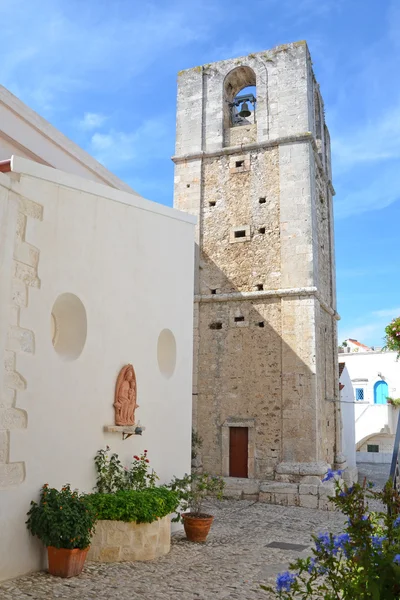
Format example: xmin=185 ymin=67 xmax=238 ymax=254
xmin=173 ymin=41 xmax=346 ymax=506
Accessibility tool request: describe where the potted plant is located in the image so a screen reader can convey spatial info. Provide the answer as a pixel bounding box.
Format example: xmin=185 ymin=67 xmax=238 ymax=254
xmin=26 ymin=483 xmax=96 ymax=578
xmin=169 ymin=472 xmax=224 ymax=542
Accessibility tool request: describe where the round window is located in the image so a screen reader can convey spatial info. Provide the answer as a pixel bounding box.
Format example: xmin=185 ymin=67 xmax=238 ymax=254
xmin=157 ymin=329 xmax=176 ymax=379
xmin=51 ymin=293 xmax=87 ymax=361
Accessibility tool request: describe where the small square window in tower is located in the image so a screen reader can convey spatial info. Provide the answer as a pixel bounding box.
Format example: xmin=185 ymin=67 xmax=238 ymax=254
xmin=229 ymin=427 xmax=248 ymax=478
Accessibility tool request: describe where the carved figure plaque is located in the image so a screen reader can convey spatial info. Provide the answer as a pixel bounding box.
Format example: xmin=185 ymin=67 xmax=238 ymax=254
xmin=114 ymin=364 xmax=138 ymax=426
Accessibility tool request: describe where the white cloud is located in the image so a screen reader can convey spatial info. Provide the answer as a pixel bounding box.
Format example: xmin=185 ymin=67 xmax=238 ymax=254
xmin=79 ymin=112 xmax=107 ymax=131
xmin=338 ymin=323 xmax=385 ymax=347
xmin=332 ymin=102 xmax=400 ymax=173
xmin=0 ymin=0 xmax=220 ymax=114
xmin=372 ymin=308 xmax=400 ymax=319
xmin=90 ymin=117 xmax=171 ymax=169
xmin=339 ymin=305 xmax=400 ymax=346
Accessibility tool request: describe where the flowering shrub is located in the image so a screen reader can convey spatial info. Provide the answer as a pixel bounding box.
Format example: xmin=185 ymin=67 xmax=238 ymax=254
xmin=262 ymin=477 xmax=400 ymax=599
xmin=94 ymin=447 xmax=158 ymax=493
xmin=26 ymin=484 xmax=96 ymax=549
xmin=384 ymin=316 xmax=400 ymax=356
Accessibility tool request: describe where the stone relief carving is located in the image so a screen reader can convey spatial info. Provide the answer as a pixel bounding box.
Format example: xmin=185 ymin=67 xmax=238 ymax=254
xmin=114 ymin=364 xmax=138 ymax=426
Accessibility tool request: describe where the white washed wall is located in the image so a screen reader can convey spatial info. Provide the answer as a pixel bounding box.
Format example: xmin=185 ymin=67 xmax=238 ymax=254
xmin=339 ymin=351 xmax=400 ymax=464
xmin=0 ymin=158 xmax=195 ymax=580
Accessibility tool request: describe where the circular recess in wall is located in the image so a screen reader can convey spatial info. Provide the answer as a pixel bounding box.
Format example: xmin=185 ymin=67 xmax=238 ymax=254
xmin=51 ymin=293 xmax=87 ymax=361
xmin=157 ymin=329 xmax=176 ymax=379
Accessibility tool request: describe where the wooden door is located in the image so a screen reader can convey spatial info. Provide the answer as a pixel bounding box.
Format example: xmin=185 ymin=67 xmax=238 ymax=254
xmin=229 ymin=427 xmax=248 ymax=478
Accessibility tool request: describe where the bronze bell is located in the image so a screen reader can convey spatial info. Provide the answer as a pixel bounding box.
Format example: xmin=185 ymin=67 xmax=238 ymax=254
xmin=238 ymin=101 xmax=251 ymax=118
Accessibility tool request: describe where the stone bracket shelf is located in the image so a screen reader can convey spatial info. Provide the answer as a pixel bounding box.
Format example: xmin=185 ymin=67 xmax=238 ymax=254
xmin=103 ymin=425 xmax=146 ymax=441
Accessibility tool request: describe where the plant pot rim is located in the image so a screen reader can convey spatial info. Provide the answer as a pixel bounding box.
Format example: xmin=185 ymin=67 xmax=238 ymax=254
xmin=48 ymin=546 xmax=90 ymax=552
xmin=182 ymin=512 xmax=214 ymax=520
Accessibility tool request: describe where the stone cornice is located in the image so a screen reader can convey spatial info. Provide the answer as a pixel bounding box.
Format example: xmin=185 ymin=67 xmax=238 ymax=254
xmin=194 ymin=286 xmax=340 ymax=320
xmin=172 ymin=132 xmax=335 ymax=195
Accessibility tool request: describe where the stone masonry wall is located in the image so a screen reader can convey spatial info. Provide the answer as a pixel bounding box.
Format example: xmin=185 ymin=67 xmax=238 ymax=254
xmin=197 ymin=298 xmax=282 ymax=479
xmin=0 ymin=179 xmax=42 ymax=488
xmin=88 ymin=516 xmax=171 ymax=562
xmin=200 ymin=148 xmax=280 ymax=294
xmin=174 ymin=41 xmax=341 ymax=504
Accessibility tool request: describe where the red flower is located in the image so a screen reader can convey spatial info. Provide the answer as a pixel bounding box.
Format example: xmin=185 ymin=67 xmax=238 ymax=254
xmin=133 ymin=455 xmax=139 ymax=460
xmin=145 ymin=459 xmax=150 ymax=463
xmin=144 ymin=450 xmax=148 ymax=453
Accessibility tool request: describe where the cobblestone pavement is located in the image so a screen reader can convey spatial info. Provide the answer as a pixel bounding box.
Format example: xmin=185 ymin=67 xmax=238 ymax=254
xmin=0 ymin=500 xmax=347 ymax=600
xmin=358 ymin=461 xmax=391 ymax=489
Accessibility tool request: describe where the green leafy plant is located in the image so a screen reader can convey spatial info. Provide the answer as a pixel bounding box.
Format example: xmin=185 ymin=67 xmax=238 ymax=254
xmin=384 ymin=316 xmax=400 ymax=357
xmin=88 ymin=487 xmax=179 ymax=523
xmin=168 ymin=472 xmax=225 ymax=521
xmin=94 ymin=447 xmax=158 ymax=493
xmin=191 ymin=428 xmax=203 ymax=460
xmin=387 ymin=396 xmax=400 ymax=407
xmin=262 ymin=473 xmax=400 ymax=599
xmin=26 ymin=484 xmax=96 ymax=550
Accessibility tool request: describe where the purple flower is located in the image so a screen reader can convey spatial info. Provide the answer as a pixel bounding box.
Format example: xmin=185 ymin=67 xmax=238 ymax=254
xmin=394 ymin=554 xmax=400 ymax=565
xmin=334 ymin=533 xmax=350 ymax=550
xmin=322 ymin=469 xmax=335 ymax=482
xmin=315 ymin=532 xmax=331 ymax=552
xmin=276 ymin=572 xmax=297 ymax=593
xmin=394 ymin=516 xmax=400 ymax=528
xmin=371 ymin=535 xmax=386 ymax=551
xmin=322 ymin=469 xmax=342 ymax=482
xmin=307 ymin=558 xmax=316 ymax=573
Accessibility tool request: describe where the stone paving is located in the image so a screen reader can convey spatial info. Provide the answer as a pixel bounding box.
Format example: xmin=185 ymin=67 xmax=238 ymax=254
xmin=0 ymin=500 xmax=347 ymax=600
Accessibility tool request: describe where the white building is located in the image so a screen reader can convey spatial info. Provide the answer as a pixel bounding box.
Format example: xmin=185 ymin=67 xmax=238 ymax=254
xmin=0 ymin=89 xmax=195 ymax=581
xmin=339 ymin=348 xmax=400 ymax=464
xmin=338 ymin=363 xmax=357 ymax=482
xmin=0 ymin=85 xmax=132 ymax=191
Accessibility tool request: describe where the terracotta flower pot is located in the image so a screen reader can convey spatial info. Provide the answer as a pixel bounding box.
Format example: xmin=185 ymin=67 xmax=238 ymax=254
xmin=182 ymin=513 xmax=214 ymax=542
xmin=47 ymin=546 xmax=89 ymax=578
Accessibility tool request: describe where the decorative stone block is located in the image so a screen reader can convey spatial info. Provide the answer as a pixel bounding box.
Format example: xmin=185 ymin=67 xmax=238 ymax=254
xmin=17 ymin=196 xmax=43 ymax=220
xmin=7 ymin=327 xmax=34 ymax=354
xmin=0 ymin=431 xmax=9 ymax=463
xmin=299 ymin=484 xmax=318 ymax=496
xmin=0 ymin=462 xmax=25 ymax=487
xmin=259 ymin=492 xmax=273 ymax=503
xmin=273 ymin=493 xmax=300 ymax=507
xmin=13 ymin=242 xmax=39 ymax=269
xmin=87 ymin=516 xmax=171 ymax=563
xmin=13 ymin=261 xmax=40 ymax=288
xmin=0 ymin=408 xmax=27 ymax=430
xmin=260 ymin=482 xmax=299 ymax=495
xmin=11 ymin=280 xmax=28 ymax=307
xmin=4 ymin=370 xmax=26 ymax=391
xmin=276 ymin=462 xmax=330 ymax=476
xmin=223 ymin=478 xmax=260 ymax=496
xmin=300 ymin=475 xmax=321 ymax=485
xmin=318 ymin=481 xmax=335 ymax=497
xmin=318 ymin=497 xmax=336 ymax=511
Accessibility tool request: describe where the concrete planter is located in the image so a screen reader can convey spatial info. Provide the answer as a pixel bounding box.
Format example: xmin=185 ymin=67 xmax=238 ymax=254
xmin=87 ymin=515 xmax=171 ymax=562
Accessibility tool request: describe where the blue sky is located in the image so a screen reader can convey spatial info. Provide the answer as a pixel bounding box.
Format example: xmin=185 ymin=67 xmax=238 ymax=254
xmin=1 ymin=0 xmax=399 ymax=347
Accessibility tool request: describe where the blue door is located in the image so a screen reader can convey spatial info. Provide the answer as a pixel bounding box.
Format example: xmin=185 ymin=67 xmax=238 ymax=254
xmin=374 ymin=381 xmax=388 ymax=404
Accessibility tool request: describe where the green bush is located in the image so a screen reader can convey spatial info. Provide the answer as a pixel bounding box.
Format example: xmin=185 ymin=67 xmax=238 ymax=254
xmin=88 ymin=487 xmax=179 ymax=523
xmin=26 ymin=484 xmax=96 ymax=550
